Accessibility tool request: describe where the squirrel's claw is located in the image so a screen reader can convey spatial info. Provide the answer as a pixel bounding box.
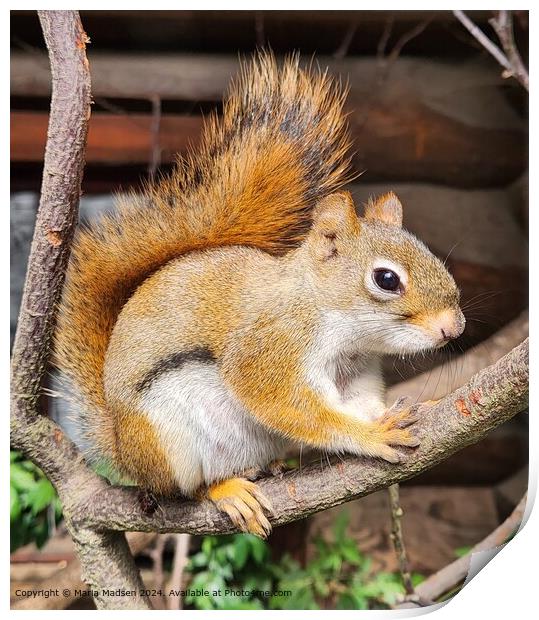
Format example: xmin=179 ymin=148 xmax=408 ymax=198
xmin=206 ymin=478 xmax=273 ymax=538
xmin=380 ymin=397 xmax=421 ymax=429
xmin=371 ymin=398 xmax=421 ymax=459
xmin=243 ymin=458 xmax=290 ymax=481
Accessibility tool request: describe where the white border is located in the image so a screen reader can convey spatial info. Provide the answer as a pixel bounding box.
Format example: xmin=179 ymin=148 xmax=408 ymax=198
xmin=6 ymin=3 xmax=534 ymax=618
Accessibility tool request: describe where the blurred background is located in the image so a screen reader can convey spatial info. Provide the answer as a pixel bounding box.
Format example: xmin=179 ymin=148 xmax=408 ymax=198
xmin=10 ymin=10 xmax=528 ymax=610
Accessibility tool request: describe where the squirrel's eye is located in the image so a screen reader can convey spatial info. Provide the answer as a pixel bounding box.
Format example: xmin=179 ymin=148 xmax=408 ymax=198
xmin=373 ymin=269 xmax=401 ymax=293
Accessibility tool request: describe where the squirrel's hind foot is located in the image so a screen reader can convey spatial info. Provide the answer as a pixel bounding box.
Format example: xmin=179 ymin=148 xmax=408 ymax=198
xmin=206 ymin=478 xmax=274 ymax=539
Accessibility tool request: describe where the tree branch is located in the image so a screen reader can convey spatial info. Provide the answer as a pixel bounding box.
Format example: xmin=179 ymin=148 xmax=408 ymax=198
xmin=388 ymin=484 xmax=416 ymax=600
xmin=489 ymin=11 xmax=529 ymax=91
xmin=9 ymin=11 xmax=151 ymax=610
xmin=10 ymin=10 xmax=91 ymax=426
xmin=453 ymin=10 xmax=528 ymax=91
xmin=68 ymin=339 xmax=527 ymax=535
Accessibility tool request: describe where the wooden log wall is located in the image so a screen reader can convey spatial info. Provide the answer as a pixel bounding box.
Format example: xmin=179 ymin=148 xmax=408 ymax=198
xmin=11 ymin=53 xmax=526 ymax=188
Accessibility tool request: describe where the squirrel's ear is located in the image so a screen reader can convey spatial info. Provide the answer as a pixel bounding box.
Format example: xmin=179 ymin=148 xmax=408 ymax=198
xmin=308 ymin=192 xmax=360 ymax=260
xmin=311 ymin=191 xmax=360 ymax=237
xmin=364 ymin=192 xmax=403 ymax=227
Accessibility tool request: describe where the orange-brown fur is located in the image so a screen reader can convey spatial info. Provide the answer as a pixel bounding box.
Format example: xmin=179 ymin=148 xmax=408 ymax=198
xmin=54 ymin=52 xmax=352 ymax=462
xmin=114 ymin=403 xmax=176 ymax=494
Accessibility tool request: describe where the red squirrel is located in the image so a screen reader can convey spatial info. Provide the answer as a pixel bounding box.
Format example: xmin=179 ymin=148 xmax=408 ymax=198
xmin=55 ymin=52 xmax=465 ymax=537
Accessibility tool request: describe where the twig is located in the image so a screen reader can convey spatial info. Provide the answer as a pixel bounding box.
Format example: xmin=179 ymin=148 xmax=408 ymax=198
xmin=333 ymin=21 xmax=359 ymax=60
xmin=376 ymin=14 xmax=394 ymax=61
xmin=453 ymin=10 xmax=528 ymax=91
xmin=388 ymin=484 xmax=416 ymax=600
xmin=453 ymin=11 xmax=511 ymax=71
xmin=386 ymin=18 xmax=431 ymax=65
xmin=489 ymin=11 xmax=529 ymax=91
xmin=167 ymin=534 xmax=191 ymax=610
xmin=359 ymin=16 xmax=431 ymax=136
xmin=145 ymin=534 xmax=169 ymax=609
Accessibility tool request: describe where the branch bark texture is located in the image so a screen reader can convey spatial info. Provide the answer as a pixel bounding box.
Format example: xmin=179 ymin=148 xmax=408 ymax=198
xmin=11 ymin=11 xmax=91 ymax=428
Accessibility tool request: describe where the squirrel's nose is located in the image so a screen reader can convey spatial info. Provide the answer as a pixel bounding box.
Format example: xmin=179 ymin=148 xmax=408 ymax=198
xmin=438 ymin=310 xmax=465 ymax=343
xmin=441 ymin=327 xmax=457 ymax=341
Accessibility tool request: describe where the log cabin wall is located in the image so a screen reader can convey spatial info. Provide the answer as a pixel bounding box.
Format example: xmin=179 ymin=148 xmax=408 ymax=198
xmin=10 ymin=10 xmax=528 ymax=486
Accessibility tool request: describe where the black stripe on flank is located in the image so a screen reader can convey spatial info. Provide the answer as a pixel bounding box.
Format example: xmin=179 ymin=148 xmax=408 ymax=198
xmin=135 ymin=347 xmax=216 ymax=393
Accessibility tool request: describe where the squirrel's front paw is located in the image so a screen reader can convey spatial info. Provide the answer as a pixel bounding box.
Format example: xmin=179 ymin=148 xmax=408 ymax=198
xmin=206 ymin=478 xmax=273 ymax=538
xmin=372 ymin=397 xmax=421 ymax=462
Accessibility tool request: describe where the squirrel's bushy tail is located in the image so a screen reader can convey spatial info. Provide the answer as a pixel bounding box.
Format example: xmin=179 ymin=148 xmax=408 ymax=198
xmin=54 ymin=51 xmax=352 ymax=455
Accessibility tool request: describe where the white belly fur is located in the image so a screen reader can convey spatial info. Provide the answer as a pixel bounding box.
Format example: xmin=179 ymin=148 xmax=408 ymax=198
xmin=139 ymin=363 xmax=288 ymax=494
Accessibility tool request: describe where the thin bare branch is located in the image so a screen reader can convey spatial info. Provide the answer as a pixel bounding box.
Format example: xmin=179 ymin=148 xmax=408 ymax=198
xmin=453 ymin=10 xmax=511 ymax=70
xmin=386 ymin=18 xmax=431 ymax=64
xmin=489 ymin=10 xmax=529 ymax=91
xmin=167 ymin=534 xmax=191 ymax=610
xmin=333 ymin=21 xmax=359 ymax=60
xmin=388 ymin=484 xmax=416 ymax=601
xmin=453 ymin=10 xmax=528 ymax=91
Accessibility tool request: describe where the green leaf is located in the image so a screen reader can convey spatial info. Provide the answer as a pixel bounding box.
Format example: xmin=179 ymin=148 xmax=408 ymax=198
xmin=33 ymin=516 xmax=50 ymax=549
xmin=361 ymin=573 xmax=403 ymax=606
xmin=411 ymin=573 xmax=425 ymax=586
xmin=232 ymin=535 xmax=250 ymax=570
xmin=26 ymin=478 xmax=56 ymax=515
xmin=333 ymin=511 xmax=349 ymax=542
xmin=338 ymin=591 xmax=367 ymax=610
xmin=201 ymin=536 xmax=216 ymax=556
xmin=20 ymin=459 xmax=40 ymax=473
xmin=341 ymin=540 xmax=363 ymax=565
xmin=249 ymin=535 xmax=268 ymax=564
xmin=189 ymin=551 xmax=209 ymax=569
xmin=10 ymin=463 xmax=37 ymax=492
xmin=10 ymin=484 xmax=21 ymax=522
